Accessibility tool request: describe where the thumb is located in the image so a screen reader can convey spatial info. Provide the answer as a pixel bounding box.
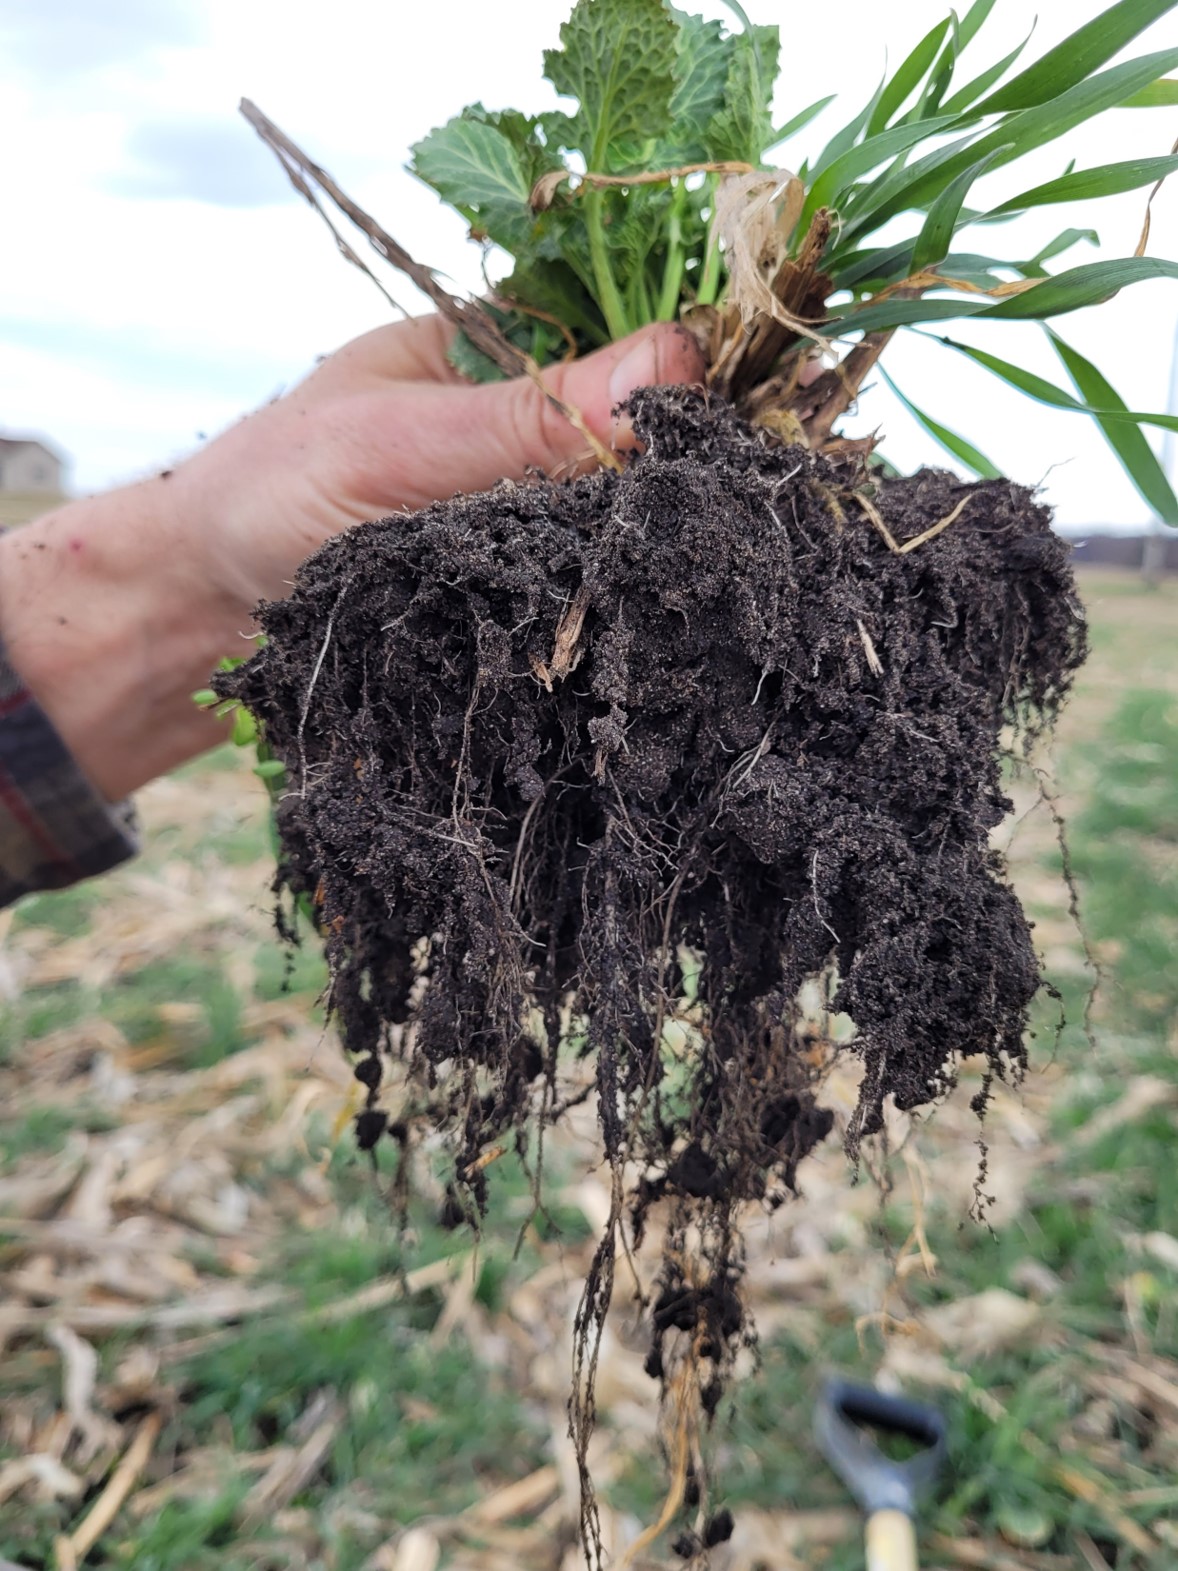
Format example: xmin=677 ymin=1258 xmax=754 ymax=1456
xmin=458 ymin=321 xmax=706 ymax=484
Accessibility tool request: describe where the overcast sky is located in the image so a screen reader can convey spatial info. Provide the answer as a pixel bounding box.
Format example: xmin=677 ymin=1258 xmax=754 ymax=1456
xmin=2 ymin=0 xmax=1176 ymax=530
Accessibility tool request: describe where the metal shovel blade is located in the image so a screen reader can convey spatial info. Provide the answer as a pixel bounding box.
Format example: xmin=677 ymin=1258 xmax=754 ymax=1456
xmin=814 ymin=1377 xmax=947 ymax=1518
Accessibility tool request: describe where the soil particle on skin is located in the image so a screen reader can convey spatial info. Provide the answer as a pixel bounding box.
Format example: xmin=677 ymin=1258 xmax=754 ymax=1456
xmin=218 ymin=385 xmax=1085 ymax=1536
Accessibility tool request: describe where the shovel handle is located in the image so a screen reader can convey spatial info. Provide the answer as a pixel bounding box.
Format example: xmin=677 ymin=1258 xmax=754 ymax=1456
xmin=865 ymin=1508 xmax=918 ymax=1571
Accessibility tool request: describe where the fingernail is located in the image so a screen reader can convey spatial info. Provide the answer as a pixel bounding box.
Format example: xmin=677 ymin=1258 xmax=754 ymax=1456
xmin=608 ymin=334 xmax=661 ymax=409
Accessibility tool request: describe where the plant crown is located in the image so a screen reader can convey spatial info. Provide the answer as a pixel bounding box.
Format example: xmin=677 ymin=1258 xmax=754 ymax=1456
xmin=411 ymin=0 xmax=1178 ymax=518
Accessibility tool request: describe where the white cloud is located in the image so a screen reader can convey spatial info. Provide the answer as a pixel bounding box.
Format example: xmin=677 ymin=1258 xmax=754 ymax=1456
xmin=110 ymin=116 xmax=298 ymax=207
xmin=2 ymin=0 xmax=1176 ymax=525
xmin=0 ymin=0 xmax=202 ymax=78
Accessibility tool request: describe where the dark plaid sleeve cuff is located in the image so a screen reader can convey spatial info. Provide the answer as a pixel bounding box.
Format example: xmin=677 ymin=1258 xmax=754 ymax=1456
xmin=0 ymin=636 xmax=138 ymax=908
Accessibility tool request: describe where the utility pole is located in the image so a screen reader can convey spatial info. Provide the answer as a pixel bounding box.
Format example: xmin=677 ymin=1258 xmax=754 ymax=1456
xmin=1142 ymin=316 xmax=1178 ymax=583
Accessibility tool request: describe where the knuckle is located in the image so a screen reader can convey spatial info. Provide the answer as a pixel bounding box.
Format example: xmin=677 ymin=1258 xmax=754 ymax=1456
xmin=505 ymin=372 xmax=572 ymax=474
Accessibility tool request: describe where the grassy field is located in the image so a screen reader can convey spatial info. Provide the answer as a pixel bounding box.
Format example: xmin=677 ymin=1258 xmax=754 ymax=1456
xmin=0 ymin=569 xmax=1175 ymax=1571
xmin=0 ymin=493 xmax=69 ymax=531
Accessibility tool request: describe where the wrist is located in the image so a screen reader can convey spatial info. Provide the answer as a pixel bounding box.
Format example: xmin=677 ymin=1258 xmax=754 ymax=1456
xmin=0 ymin=475 xmax=250 ymax=800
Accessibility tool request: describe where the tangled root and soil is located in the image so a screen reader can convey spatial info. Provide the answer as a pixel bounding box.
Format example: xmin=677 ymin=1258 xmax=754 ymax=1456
xmin=218 ymin=386 xmax=1086 ymax=1553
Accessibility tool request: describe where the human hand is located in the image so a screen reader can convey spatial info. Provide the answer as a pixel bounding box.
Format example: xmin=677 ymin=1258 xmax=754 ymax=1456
xmin=0 ymin=315 xmax=704 ymax=802
xmin=175 ymin=315 xmax=705 ymax=615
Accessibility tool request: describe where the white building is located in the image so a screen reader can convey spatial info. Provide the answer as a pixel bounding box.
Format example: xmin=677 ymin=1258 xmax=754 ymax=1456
xmin=0 ymin=435 xmax=66 ymax=495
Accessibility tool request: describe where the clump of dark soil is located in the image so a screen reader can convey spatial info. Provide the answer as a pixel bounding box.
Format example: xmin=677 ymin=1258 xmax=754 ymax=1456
xmin=218 ymin=385 xmax=1085 ymax=1540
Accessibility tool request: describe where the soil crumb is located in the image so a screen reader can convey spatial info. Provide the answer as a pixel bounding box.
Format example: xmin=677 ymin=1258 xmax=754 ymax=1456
xmin=219 ymin=386 xmax=1086 ymax=1547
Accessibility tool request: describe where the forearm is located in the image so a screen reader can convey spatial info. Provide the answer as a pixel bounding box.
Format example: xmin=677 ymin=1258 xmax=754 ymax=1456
xmin=0 ymin=476 xmax=245 ymax=802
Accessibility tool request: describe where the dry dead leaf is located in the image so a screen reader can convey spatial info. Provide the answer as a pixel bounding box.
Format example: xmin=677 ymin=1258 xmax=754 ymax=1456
xmin=239 ymin=1393 xmax=343 ymax=1527
xmin=922 ymin=1288 xmax=1041 ymax=1358
xmin=0 ymin=1453 xmax=83 ymax=1505
xmin=47 ymin=1325 xmax=120 ymax=1464
xmin=367 ymin=1526 xmax=443 ymax=1571
xmin=714 ymin=170 xmax=815 ymax=342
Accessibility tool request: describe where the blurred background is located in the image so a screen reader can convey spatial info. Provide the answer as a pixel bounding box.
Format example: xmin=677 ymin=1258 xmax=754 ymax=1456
xmin=2 ymin=2 xmax=1177 ymax=1568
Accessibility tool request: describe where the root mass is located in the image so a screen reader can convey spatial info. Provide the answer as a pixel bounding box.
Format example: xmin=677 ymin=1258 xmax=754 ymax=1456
xmin=219 ymin=387 xmax=1086 ymax=1541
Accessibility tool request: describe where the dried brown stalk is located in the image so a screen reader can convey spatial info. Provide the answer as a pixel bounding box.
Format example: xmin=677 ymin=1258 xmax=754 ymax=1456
xmin=54 ymin=1410 xmax=162 ymax=1569
xmin=790 ymin=329 xmax=897 ymax=447
xmin=1136 ymin=132 xmax=1178 ymax=256
xmin=530 ymin=159 xmax=755 ymax=212
xmin=239 ymin=99 xmax=621 ymax=474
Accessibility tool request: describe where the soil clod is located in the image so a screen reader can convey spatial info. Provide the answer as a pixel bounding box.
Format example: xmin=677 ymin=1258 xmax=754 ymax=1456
xmin=218 ymin=386 xmax=1086 ymax=1541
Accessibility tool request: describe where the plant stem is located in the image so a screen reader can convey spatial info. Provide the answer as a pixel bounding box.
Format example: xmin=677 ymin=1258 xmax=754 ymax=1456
xmin=586 ymin=188 xmax=631 ymax=341
xmin=656 ymin=181 xmax=688 ymax=321
xmin=696 ymin=177 xmax=723 ymax=307
xmin=631 ymin=261 xmax=654 ymax=325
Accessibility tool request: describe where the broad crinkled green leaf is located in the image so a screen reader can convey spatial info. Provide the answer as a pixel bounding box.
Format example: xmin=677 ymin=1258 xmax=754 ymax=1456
xmin=412 ymin=115 xmax=529 ymax=211
xmin=543 ymin=0 xmax=677 ymax=171
xmin=445 ymin=303 xmax=553 ymax=382
xmin=446 ymin=328 xmax=508 ymax=383
xmin=663 ymin=8 xmax=734 ymax=160
xmin=704 ymin=23 xmax=781 ymax=164
xmin=497 ymin=259 xmax=609 ymax=344
xmin=411 ymin=113 xmax=537 ymax=251
xmin=473 ymin=106 xmax=566 ymax=191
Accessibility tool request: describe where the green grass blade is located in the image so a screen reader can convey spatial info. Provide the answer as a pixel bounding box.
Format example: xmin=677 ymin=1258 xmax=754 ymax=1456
xmin=940 ymin=25 xmax=1036 ymax=115
xmin=880 ymin=364 xmax=1002 ymax=477
xmin=1121 ymin=77 xmax=1178 ymax=106
xmin=826 ymin=297 xmax=991 ymax=333
xmin=765 ymin=94 xmax=836 ymax=151
xmin=812 ymin=71 xmax=887 ymax=173
xmin=868 ymin=449 xmax=903 ymax=478
xmin=936 ymin=337 xmax=1102 ymax=410
xmin=835 ymin=241 xmax=919 ymax=288
xmin=838 ymin=130 xmax=976 ymax=226
xmin=866 ymin=17 xmax=952 ymax=136
xmin=936 ymin=334 xmax=1178 ymax=432
xmin=985 ymin=156 xmax=1178 ymax=217
xmin=911 ymin=147 xmax=1010 ymax=272
xmin=1050 ymin=331 xmax=1178 ymax=524
xmin=802 ymin=113 xmax=960 ymax=230
xmin=973 ymin=0 xmax=1178 ymax=114
xmin=918 ymin=33 xmax=959 ymax=118
xmin=1028 ymin=228 xmax=1101 ymax=267
xmin=984 ymin=255 xmax=1178 ymax=318
xmin=844 ymin=47 xmax=1178 ymax=241
xmin=825 ymin=254 xmax=1178 ymax=334
xmin=955 ymin=0 xmax=999 ymax=53
xmin=832 ymin=243 xmax=1017 ymax=290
